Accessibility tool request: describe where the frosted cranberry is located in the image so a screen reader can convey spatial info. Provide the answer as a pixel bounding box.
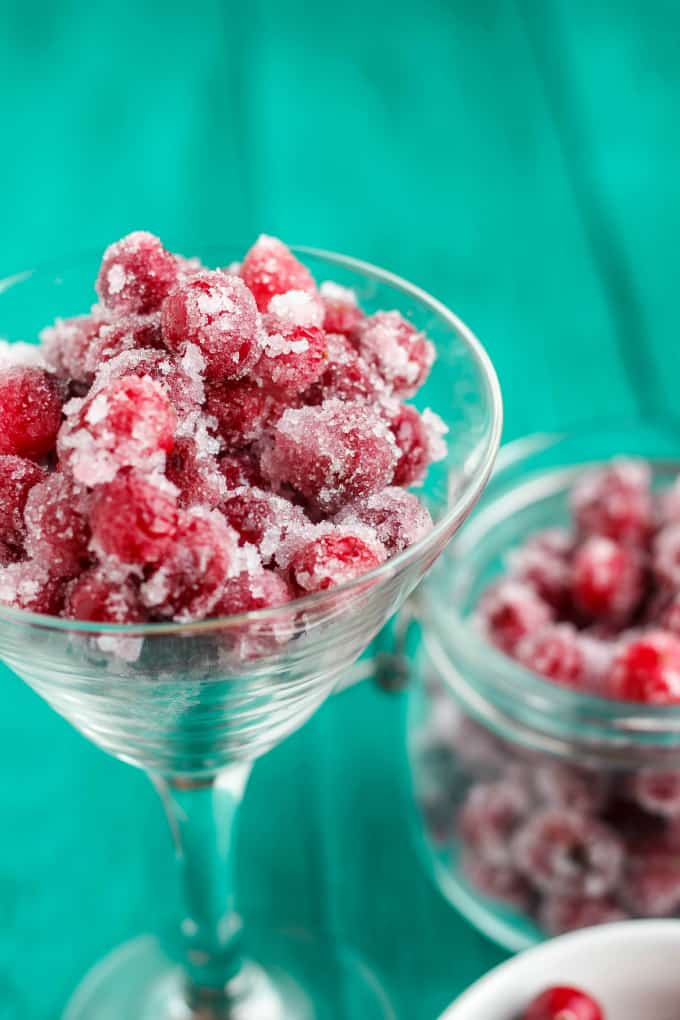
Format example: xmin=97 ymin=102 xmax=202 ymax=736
xmin=166 ymin=437 xmax=225 ymax=509
xmin=90 ymin=471 xmax=178 ymax=565
xmin=94 ymin=347 xmax=205 ymax=415
xmin=533 ymin=762 xmax=608 ymax=816
xmin=0 ymin=367 xmax=63 ymax=460
xmin=355 ymin=311 xmax=434 ymax=397
xmin=83 ymin=314 xmax=163 ymax=377
xmin=319 ymin=281 xmax=364 ymax=336
xmin=629 ymin=770 xmax=680 ymax=818
xmin=60 ymin=375 xmax=175 ymax=486
xmin=571 ymin=458 xmax=652 ymax=545
xmin=515 ymin=624 xmax=586 ymax=688
xmin=387 ymin=403 xmax=448 ymax=487
xmin=306 ymin=333 xmax=379 ymax=405
xmin=241 ymin=235 xmax=315 ymax=312
xmin=512 ymin=809 xmax=624 ymax=896
xmin=0 ymin=561 xmax=65 ymax=615
xmin=608 ymin=631 xmax=680 ymax=704
xmin=653 ymin=522 xmax=680 ymax=589
xmin=478 ymin=580 xmax=553 ymax=654
xmin=253 ymin=318 xmax=326 ymax=397
xmin=221 ymin=486 xmax=307 ymax=564
xmin=205 ymin=380 xmax=277 ymax=450
xmin=66 ymin=569 xmax=146 ymax=623
xmin=213 ymin=568 xmax=293 ymax=616
xmin=539 ymin=892 xmax=626 ymax=936
xmin=458 ymin=780 xmax=531 ymax=865
xmin=509 ymin=531 xmax=572 ymax=611
xmin=40 ymin=314 xmax=103 ymax=383
xmin=335 ymin=487 xmax=432 ymax=555
xmin=218 ymin=452 xmax=264 ymax=491
xmin=289 ymin=529 xmax=386 ymax=594
xmin=261 ymin=400 xmax=398 ymax=514
xmin=140 ymin=509 xmax=238 ymax=621
xmin=24 ymin=473 xmax=90 ymax=578
xmin=161 ymin=271 xmax=260 ymax=381
xmin=461 ymin=855 xmax=533 ymax=911
xmin=0 ymin=456 xmax=46 ymax=552
xmin=522 ymin=986 xmax=604 ymax=1020
xmin=570 ymin=535 xmax=643 ymax=622
xmin=662 ymin=593 xmax=680 ymax=636
xmin=622 ymin=844 xmax=680 ymax=916
xmin=96 ymin=231 xmax=178 ymax=315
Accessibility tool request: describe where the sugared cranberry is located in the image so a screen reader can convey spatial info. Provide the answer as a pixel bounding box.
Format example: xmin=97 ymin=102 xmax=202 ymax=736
xmin=621 ymin=843 xmax=680 ymax=917
xmin=319 ymin=281 xmax=364 ymax=336
xmin=253 ymin=318 xmax=327 ymax=397
xmin=140 ymin=509 xmax=238 ymax=621
xmin=478 ymin=580 xmax=553 ymax=654
xmin=90 ymin=471 xmax=178 ymax=565
xmin=515 ymin=624 xmax=586 ymax=688
xmin=93 ymin=346 xmax=205 ymax=415
xmin=653 ymin=523 xmax=680 ymax=589
xmin=461 ymin=855 xmax=533 ymax=911
xmin=0 ymin=367 xmax=63 ymax=459
xmin=166 ymin=436 xmax=225 ymax=509
xmin=532 ymin=762 xmax=608 ymax=816
xmin=570 ymin=536 xmax=643 ymax=622
xmin=0 ymin=561 xmax=65 ymax=615
xmin=387 ymin=403 xmax=447 ymax=487
xmin=261 ymin=400 xmax=398 ymax=514
xmin=509 ymin=541 xmax=570 ymax=612
xmin=571 ymin=457 xmax=652 ymax=545
xmin=96 ymin=231 xmax=178 ymax=315
xmin=221 ymin=486 xmax=307 ymax=564
xmin=538 ymin=892 xmax=627 ymax=936
xmin=512 ymin=809 xmax=623 ymax=897
xmin=458 ymin=779 xmax=531 ymax=865
xmin=59 ymin=375 xmax=176 ymax=486
xmin=83 ymin=314 xmax=163 ymax=376
xmin=66 ymin=568 xmax=147 ymax=623
xmin=205 ymin=379 xmax=277 ymax=450
xmin=213 ymin=568 xmax=293 ymax=616
xmin=288 ymin=529 xmax=386 ymax=594
xmin=335 ymin=487 xmax=432 ymax=556
xmin=241 ymin=235 xmax=315 ymax=312
xmin=305 ymin=333 xmax=379 ymax=405
xmin=0 ymin=456 xmax=46 ymax=553
xmin=608 ymin=631 xmax=680 ymax=704
xmin=522 ymin=986 xmax=603 ymax=1020
xmin=355 ymin=311 xmax=434 ymax=397
xmin=24 ymin=473 xmax=90 ymax=578
xmin=40 ymin=314 xmax=104 ymax=383
xmin=218 ymin=452 xmax=264 ymax=491
xmin=161 ymin=271 xmax=260 ymax=382
xmin=629 ymin=770 xmax=680 ymax=818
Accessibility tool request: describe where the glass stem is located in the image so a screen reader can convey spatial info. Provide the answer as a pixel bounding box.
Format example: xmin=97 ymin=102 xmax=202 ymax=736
xmin=153 ymin=763 xmax=253 ymax=1011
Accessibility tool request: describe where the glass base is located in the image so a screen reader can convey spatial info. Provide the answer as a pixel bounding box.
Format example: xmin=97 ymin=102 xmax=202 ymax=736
xmin=63 ymin=932 xmax=395 ymax=1020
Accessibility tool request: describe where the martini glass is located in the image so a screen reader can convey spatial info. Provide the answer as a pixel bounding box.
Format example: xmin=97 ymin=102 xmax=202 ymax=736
xmin=0 ymin=246 xmax=502 ymax=1019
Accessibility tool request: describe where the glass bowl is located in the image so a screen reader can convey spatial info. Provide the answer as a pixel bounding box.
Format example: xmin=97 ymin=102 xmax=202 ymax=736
xmin=408 ymin=422 xmax=680 ymax=954
xmin=0 ymin=245 xmax=502 ymax=1019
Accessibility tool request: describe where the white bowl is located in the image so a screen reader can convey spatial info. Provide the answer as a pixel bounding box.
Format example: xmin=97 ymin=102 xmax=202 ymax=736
xmin=441 ymin=920 xmax=680 ymax=1019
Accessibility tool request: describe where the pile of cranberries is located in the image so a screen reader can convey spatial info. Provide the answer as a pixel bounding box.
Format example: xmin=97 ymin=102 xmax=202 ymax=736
xmin=478 ymin=458 xmax=680 ymax=704
xmin=0 ymin=232 xmax=446 ymax=627
xmin=521 ymin=986 xmax=603 ymax=1020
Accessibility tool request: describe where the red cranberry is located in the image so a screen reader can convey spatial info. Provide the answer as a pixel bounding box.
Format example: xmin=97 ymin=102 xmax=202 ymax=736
xmin=458 ymin=779 xmax=531 ymax=865
xmin=629 ymin=770 xmax=680 ymax=818
xmin=66 ymin=568 xmax=147 ymax=623
xmin=261 ymin=400 xmax=398 ymax=514
xmin=205 ymin=379 xmax=278 ymax=450
xmin=319 ymin=281 xmax=364 ymax=336
xmin=0 ymin=456 xmax=46 ymax=553
xmin=621 ymin=842 xmax=680 ymax=917
xmin=515 ymin=624 xmax=586 ymax=688
xmin=241 ymin=235 xmax=315 ymax=312
xmin=253 ymin=317 xmax=327 ymax=397
xmin=461 ymin=855 xmax=533 ymax=911
xmin=140 ymin=509 xmax=238 ymax=621
xmin=509 ymin=542 xmax=570 ymax=612
xmin=96 ymin=231 xmax=178 ymax=315
xmin=0 ymin=561 xmax=65 ymax=615
xmin=522 ymin=986 xmax=603 ymax=1020
xmin=60 ymin=375 xmax=176 ymax=486
xmin=41 ymin=314 xmax=104 ymax=383
xmin=0 ymin=367 xmax=63 ymax=459
xmin=161 ymin=271 xmax=260 ymax=382
xmin=355 ymin=311 xmax=434 ymax=397
xmin=24 ymin=473 xmax=90 ymax=578
xmin=221 ymin=486 xmax=307 ymax=564
xmin=335 ymin=486 xmax=432 ymax=556
xmin=512 ymin=809 xmax=624 ymax=897
xmin=90 ymin=471 xmax=178 ymax=565
xmin=288 ymin=529 xmax=386 ymax=594
xmin=213 ymin=568 xmax=293 ymax=616
xmin=83 ymin=314 xmax=163 ymax=376
xmin=218 ymin=452 xmax=265 ymax=491
xmin=570 ymin=458 xmax=652 ymax=545
xmin=571 ymin=536 xmax=643 ymax=622
xmin=538 ymin=892 xmax=627 ymax=936
xmin=94 ymin=347 xmax=204 ymax=415
xmin=305 ymin=333 xmax=379 ymax=405
xmin=166 ymin=436 xmax=225 ymax=509
xmin=608 ymin=631 xmax=680 ymax=704
xmin=478 ymin=580 xmax=553 ymax=654
xmin=387 ymin=402 xmax=447 ymax=487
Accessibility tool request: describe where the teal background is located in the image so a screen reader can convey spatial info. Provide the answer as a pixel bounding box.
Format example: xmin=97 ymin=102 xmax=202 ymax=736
xmin=0 ymin=1 xmax=677 ymax=1016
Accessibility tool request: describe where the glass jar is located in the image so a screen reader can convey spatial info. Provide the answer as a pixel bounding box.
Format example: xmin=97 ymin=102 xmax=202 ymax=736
xmin=408 ymin=422 xmax=680 ymax=952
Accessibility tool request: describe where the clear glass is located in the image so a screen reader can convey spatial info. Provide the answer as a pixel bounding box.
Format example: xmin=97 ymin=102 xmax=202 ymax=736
xmin=0 ymin=246 xmax=502 ymax=1019
xmin=408 ymin=422 xmax=680 ymax=953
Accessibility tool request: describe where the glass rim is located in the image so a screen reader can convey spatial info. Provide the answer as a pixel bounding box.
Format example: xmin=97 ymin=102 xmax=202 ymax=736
xmin=0 ymin=243 xmax=503 ymax=636
xmin=423 ymin=423 xmax=680 ymax=740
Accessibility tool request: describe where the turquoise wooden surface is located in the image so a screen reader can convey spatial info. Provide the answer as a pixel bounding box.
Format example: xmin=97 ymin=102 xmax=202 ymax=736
xmin=0 ymin=1 xmax=674 ymax=1016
